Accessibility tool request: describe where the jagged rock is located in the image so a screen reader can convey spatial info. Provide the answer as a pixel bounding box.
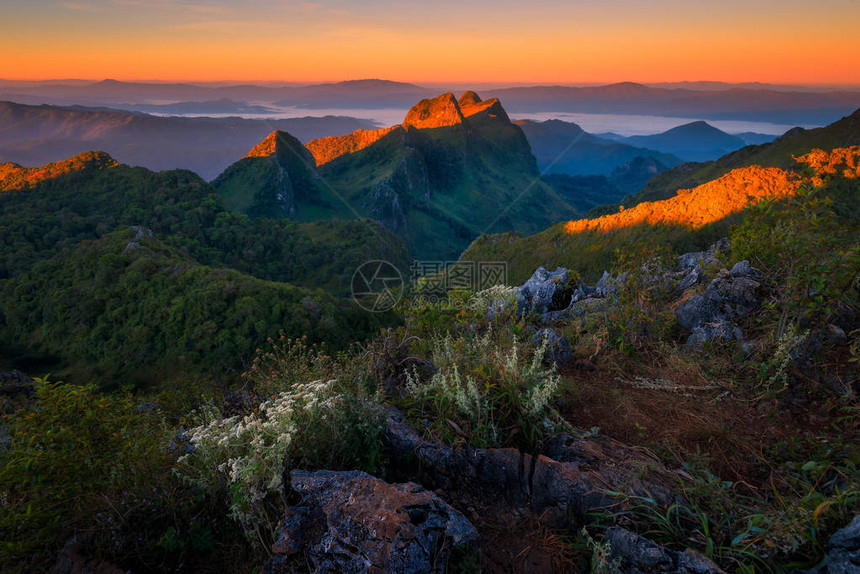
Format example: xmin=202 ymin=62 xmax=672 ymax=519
xmin=121 ymin=241 xmax=141 ymax=254
xmin=828 ymin=302 xmax=858 ymax=334
xmin=790 ymin=330 xmax=822 ymax=364
xmin=825 ymin=515 xmax=860 ymax=574
xmin=306 ymin=126 xmax=399 ymax=166
xmin=365 ymin=146 xmax=429 ymax=233
xmin=571 ymin=282 xmax=597 ymax=303
xmin=604 ymin=526 xmax=726 ymax=574
xmin=543 ymin=295 xmax=607 ymax=323
xmin=129 ymin=225 xmax=153 ymax=239
xmin=729 ymin=260 xmax=758 ymax=277
xmin=532 ymin=328 xmax=573 ymax=367
xmin=802 ymin=515 xmax=860 ymax=574
xmin=595 ymin=270 xmax=625 ymax=298
xmin=459 ymin=96 xmax=510 ymax=123
xmin=268 ymin=469 xmax=477 ymax=574
xmin=676 ymin=238 xmax=728 ymax=273
xmin=825 ymin=324 xmax=849 ymax=346
xmin=517 ymin=267 xmax=572 ymax=317
xmin=675 ymin=273 xmax=760 ymax=333
xmin=402 ymin=93 xmax=465 ymax=129
xmin=686 ymin=320 xmax=744 ymax=349
xmin=676 ymin=266 xmax=704 ymax=292
xmin=384 ymin=408 xmax=680 ymax=527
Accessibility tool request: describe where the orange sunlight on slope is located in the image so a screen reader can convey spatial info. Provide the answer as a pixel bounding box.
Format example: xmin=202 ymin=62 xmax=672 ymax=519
xmin=564 ymin=166 xmax=801 ymax=235
xmin=563 ymin=147 xmax=860 ymax=236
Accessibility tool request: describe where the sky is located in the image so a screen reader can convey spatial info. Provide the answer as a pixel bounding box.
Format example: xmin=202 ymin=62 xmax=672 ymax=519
xmin=2 ymin=0 xmax=859 ymax=85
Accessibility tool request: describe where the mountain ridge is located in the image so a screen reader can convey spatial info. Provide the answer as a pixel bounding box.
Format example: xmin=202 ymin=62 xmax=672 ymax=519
xmin=216 ymin=91 xmax=578 ymax=260
xmin=629 ymin=107 xmax=860 ymax=206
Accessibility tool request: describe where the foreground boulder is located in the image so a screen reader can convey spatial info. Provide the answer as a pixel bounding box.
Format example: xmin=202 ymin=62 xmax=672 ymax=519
xmin=266 ymin=469 xmax=477 ymax=574
xmin=675 ymin=263 xmax=761 ymax=347
xmin=531 ymin=328 xmax=573 ymax=367
xmin=385 ymin=408 xmax=680 ymax=527
xmin=517 ymin=266 xmax=572 ymax=317
xmin=605 ymin=527 xmax=726 ymax=574
xmin=803 ymin=515 xmax=860 ymax=574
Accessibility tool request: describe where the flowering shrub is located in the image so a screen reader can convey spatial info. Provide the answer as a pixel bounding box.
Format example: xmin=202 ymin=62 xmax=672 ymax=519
xmin=404 ymin=328 xmax=565 ymax=450
xmin=178 ymin=376 xmax=383 ymax=545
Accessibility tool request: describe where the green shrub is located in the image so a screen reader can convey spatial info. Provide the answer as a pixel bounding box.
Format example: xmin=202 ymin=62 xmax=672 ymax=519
xmin=177 ymin=343 xmax=384 ymax=547
xmin=731 ymin=181 xmax=859 ymax=338
xmin=402 ymin=328 xmax=566 ymax=451
xmin=0 ymin=378 xmax=172 ymax=564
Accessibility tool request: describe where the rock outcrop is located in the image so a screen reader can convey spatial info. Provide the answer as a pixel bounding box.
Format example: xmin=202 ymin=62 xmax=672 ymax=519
xmin=458 ymin=92 xmax=510 ymax=123
xmin=818 ymin=515 xmax=860 ymax=574
xmin=212 ymin=130 xmax=319 ymax=219
xmin=306 ymin=126 xmax=399 ymax=166
xmin=532 ymin=328 xmax=573 ymax=368
xmin=384 ymin=407 xmax=680 ymax=527
xmin=605 ymin=526 xmax=726 ymax=574
xmin=517 ymin=267 xmax=573 ymax=317
xmin=265 ymin=469 xmax=477 ymax=574
xmin=402 ymin=93 xmax=466 ymax=130
xmin=675 ymin=262 xmax=761 ymax=347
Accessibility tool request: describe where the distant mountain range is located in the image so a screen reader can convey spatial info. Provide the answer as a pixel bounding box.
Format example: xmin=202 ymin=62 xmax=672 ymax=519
xmin=485 ymin=82 xmax=860 ymax=124
xmin=514 ymin=117 xmax=768 ymax=205
xmin=0 ymin=79 xmax=430 ymax=110
xmin=622 ymin=121 xmax=748 ymax=162
xmin=0 ymin=101 xmax=377 ymax=180
xmin=514 ymin=118 xmax=683 ymax=175
xmin=2 ymin=79 xmax=858 ymax=124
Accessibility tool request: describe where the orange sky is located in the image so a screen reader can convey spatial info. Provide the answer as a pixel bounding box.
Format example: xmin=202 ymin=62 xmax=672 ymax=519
xmin=2 ymin=0 xmax=859 ymax=85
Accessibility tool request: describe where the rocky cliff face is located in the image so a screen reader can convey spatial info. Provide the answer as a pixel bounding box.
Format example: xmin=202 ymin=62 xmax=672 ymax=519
xmin=312 ymin=91 xmax=575 ymax=260
xmin=306 ymin=126 xmax=398 ymax=166
xmin=458 ymin=92 xmax=511 ymax=123
xmin=213 ymin=92 xmax=576 ymax=260
xmin=212 ymin=130 xmax=319 ymax=218
xmin=402 ymin=92 xmax=466 ymax=129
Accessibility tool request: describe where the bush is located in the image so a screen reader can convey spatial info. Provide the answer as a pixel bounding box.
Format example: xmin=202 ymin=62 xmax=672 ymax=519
xmin=0 ymin=378 xmax=172 ymax=565
xmin=177 ymin=343 xmax=384 ymax=547
xmin=731 ymin=178 xmax=859 ymax=338
xmin=402 ymin=328 xmax=566 ymax=451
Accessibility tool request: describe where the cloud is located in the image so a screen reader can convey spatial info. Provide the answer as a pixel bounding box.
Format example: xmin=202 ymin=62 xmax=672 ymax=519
xmin=59 ymin=1 xmax=101 ymax=11
xmin=168 ymin=19 xmax=264 ymax=33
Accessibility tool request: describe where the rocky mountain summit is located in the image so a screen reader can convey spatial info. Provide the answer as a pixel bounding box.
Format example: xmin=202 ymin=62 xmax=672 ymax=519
xmin=218 ymin=91 xmax=577 ymax=260
xmin=212 ymin=130 xmax=320 ymax=218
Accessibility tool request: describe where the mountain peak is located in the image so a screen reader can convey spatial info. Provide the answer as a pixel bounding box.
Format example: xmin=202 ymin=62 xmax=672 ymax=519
xmin=459 ymin=93 xmax=510 ymax=123
xmin=402 ymin=92 xmax=465 ymax=129
xmin=244 ymin=130 xmax=306 ymax=159
xmin=665 ymin=120 xmax=723 ymax=135
xmin=402 ymin=91 xmax=511 ymax=129
xmin=458 ymin=91 xmax=483 ymax=108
